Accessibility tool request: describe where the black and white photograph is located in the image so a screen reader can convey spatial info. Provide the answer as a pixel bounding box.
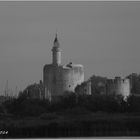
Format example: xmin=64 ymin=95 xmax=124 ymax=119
xmin=0 ymin=1 xmax=140 ymax=138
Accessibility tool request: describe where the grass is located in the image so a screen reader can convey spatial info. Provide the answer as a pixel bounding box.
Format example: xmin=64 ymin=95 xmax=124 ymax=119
xmin=0 ymin=112 xmax=140 ymax=138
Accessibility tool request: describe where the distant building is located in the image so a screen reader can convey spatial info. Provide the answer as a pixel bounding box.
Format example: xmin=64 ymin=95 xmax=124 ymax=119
xmin=21 ymin=34 xmax=132 ymax=101
xmin=127 ymin=73 xmax=140 ymax=95
xmin=43 ymin=34 xmax=84 ymax=101
xmin=106 ymin=77 xmax=131 ymax=99
xmin=21 ymin=80 xmax=44 ymax=99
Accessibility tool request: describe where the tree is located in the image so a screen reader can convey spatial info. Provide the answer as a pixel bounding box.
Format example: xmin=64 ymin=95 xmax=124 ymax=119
xmin=90 ymin=75 xmax=107 ymax=95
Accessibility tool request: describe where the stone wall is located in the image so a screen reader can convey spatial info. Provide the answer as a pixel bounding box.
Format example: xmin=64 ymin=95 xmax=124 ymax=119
xmin=43 ymin=63 xmax=84 ymax=101
xmin=106 ymin=77 xmax=130 ymax=99
xmin=61 ymin=63 xmax=84 ymax=93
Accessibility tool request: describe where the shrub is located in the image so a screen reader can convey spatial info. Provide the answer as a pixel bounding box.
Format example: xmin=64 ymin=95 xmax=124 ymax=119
xmin=39 ymin=112 xmax=58 ymax=120
xmin=3 ymin=97 xmax=51 ymax=117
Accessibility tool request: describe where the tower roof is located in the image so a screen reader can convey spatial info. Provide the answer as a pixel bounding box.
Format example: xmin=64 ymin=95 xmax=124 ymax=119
xmin=54 ymin=33 xmax=58 ymax=43
xmin=53 ymin=33 xmax=60 ymax=47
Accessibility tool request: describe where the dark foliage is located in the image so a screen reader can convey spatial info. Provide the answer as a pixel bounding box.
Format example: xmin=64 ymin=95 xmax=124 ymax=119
xmin=2 ymin=90 xmax=140 ymax=117
xmin=90 ymin=75 xmax=107 ymax=95
xmin=49 ymin=91 xmax=77 ymax=112
xmin=77 ymin=94 xmax=126 ymax=113
xmin=127 ymin=95 xmax=140 ymax=112
xmin=3 ymin=97 xmax=50 ymax=117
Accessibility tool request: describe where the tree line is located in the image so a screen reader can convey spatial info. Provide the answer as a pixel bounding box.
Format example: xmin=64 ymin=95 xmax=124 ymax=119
xmin=1 ymin=73 xmax=140 ymax=117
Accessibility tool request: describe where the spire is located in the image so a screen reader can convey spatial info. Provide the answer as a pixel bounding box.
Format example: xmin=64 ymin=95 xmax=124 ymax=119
xmin=53 ymin=33 xmax=59 ymax=47
xmin=54 ymin=33 xmax=58 ymax=43
xmin=52 ymin=33 xmax=61 ymax=65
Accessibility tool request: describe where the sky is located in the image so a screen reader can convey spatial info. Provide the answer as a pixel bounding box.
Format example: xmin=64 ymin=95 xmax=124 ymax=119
xmin=0 ymin=1 xmax=140 ymax=94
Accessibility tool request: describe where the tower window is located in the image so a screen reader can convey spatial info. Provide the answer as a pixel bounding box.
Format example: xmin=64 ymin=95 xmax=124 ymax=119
xmin=69 ymin=85 xmax=71 ymax=88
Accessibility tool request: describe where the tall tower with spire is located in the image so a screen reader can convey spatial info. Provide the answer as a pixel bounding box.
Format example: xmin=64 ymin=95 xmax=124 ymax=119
xmin=43 ymin=34 xmax=84 ymax=101
xmin=52 ymin=34 xmax=61 ymax=66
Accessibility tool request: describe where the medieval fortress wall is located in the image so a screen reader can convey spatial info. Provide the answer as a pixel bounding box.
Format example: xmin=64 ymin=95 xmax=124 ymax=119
xmin=43 ymin=34 xmax=131 ymax=100
xmin=61 ymin=64 xmax=84 ymax=93
xmin=43 ymin=64 xmax=84 ymax=98
xmin=106 ymin=77 xmax=130 ymax=98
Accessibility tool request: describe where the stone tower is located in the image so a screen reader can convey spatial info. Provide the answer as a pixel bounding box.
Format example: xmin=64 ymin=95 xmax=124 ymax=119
xmin=106 ymin=77 xmax=130 ymax=99
xmin=43 ymin=34 xmax=84 ymax=101
xmin=52 ymin=34 xmax=61 ymax=66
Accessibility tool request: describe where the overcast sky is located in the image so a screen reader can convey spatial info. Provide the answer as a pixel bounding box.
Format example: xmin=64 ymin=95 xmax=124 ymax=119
xmin=0 ymin=1 xmax=140 ymax=93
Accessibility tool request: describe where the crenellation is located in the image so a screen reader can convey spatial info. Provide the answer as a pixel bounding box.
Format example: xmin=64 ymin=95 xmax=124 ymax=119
xmin=106 ymin=77 xmax=130 ymax=99
xmin=43 ymin=34 xmax=131 ymax=101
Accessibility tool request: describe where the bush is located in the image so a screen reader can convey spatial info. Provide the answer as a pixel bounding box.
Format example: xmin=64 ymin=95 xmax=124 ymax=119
xmin=3 ymin=98 xmax=51 ymax=117
xmin=3 ymin=91 xmax=140 ymax=118
xmin=77 ymin=94 xmax=125 ymax=113
xmin=127 ymin=95 xmax=140 ymax=112
xmin=39 ymin=112 xmax=58 ymax=120
xmin=49 ymin=92 xmax=77 ymax=112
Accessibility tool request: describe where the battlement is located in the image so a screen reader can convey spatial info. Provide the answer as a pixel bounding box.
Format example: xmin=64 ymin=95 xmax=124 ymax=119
xmin=106 ymin=77 xmax=130 ymax=99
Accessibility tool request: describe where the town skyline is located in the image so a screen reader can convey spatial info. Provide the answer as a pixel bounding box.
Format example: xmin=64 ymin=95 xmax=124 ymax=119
xmin=0 ymin=1 xmax=140 ymax=93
